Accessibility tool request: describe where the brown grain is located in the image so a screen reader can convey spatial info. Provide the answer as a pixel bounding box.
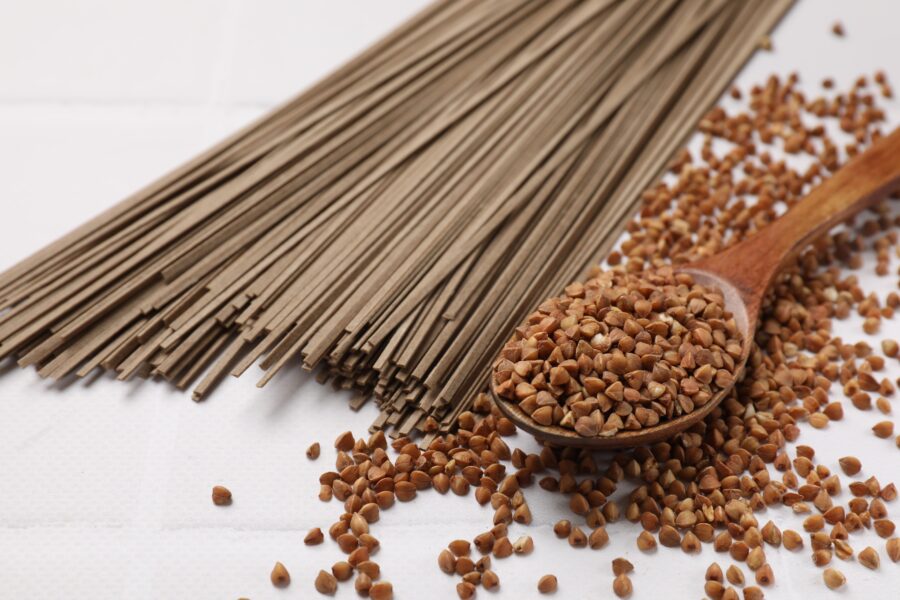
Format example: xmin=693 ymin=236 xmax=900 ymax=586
xmin=755 ymin=564 xmax=774 ymax=586
xmin=456 ymin=581 xmax=475 ymax=599
xmin=332 ymin=561 xmax=353 ymax=582
xmin=859 ymin=546 xmax=880 ymax=569
xmin=886 ymin=538 xmax=900 ymax=562
xmin=307 ymin=442 xmax=321 ymax=460
xmin=706 ymin=562 xmax=724 ymax=583
xmin=782 ymin=530 xmax=802 ymax=553
xmin=589 ymin=527 xmax=610 ymax=549
xmin=493 ymin=536 xmax=513 ymax=558
xmin=335 ymin=431 xmax=355 ymax=452
xmin=448 ymin=539 xmax=471 ymax=557
xmin=355 ymin=573 xmax=372 ymax=595
xmin=553 ymin=520 xmax=572 ymax=538
xmin=659 ymin=525 xmax=680 ymax=547
xmin=743 ymin=586 xmax=764 ymax=600
xmin=513 ymin=535 xmax=534 ymax=555
xmin=482 ymin=569 xmax=500 ymax=590
xmin=838 ymin=456 xmax=861 ymax=476
xmin=369 ymin=581 xmax=393 ymax=600
xmin=314 ymin=570 xmax=337 ymax=595
xmin=813 ymin=549 xmax=832 ymax=566
xmin=270 ymin=562 xmax=290 ymax=588
xmin=305 ymin=527 xmax=324 ymax=545
xmin=612 ymin=558 xmax=634 ymax=576
xmin=613 ymin=573 xmax=633 ymax=598
xmin=823 ymin=568 xmax=845 ymax=590
xmin=873 ymin=421 xmax=894 ymax=438
xmin=358 ymin=561 xmax=380 ymax=580
xmin=211 ymin=485 xmax=232 ymax=506
xmin=874 ymin=519 xmax=896 ymax=538
xmin=726 ymin=565 xmax=744 ymax=586
xmin=637 ymin=530 xmax=657 ymax=551
xmin=537 ymin=574 xmax=558 ymax=594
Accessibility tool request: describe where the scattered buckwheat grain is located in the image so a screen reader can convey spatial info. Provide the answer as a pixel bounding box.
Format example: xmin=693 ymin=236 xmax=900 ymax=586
xmin=211 ymin=485 xmax=232 ymax=506
xmin=537 ymin=574 xmax=558 ymax=594
xmin=823 ymin=568 xmax=845 ymax=590
xmin=270 ymin=562 xmax=290 ymax=588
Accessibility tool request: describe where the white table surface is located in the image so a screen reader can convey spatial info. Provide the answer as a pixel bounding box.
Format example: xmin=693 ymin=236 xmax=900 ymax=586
xmin=0 ymin=1 xmax=898 ymax=598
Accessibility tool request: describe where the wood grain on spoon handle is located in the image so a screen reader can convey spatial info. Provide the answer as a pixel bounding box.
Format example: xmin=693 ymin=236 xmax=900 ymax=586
xmin=691 ymin=126 xmax=900 ymax=310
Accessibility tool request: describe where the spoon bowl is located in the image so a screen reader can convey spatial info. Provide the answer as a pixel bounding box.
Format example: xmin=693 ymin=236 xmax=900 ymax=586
xmin=491 ymin=271 xmax=755 ymax=450
xmin=492 ymin=126 xmax=900 ymax=450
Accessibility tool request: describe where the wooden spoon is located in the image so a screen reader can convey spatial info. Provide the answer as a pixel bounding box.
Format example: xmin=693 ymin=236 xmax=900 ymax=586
xmin=492 ymin=126 xmax=900 ymax=450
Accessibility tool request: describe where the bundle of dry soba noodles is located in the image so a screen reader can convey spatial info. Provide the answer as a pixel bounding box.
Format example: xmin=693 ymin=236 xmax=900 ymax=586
xmin=0 ymin=0 xmax=793 ymax=436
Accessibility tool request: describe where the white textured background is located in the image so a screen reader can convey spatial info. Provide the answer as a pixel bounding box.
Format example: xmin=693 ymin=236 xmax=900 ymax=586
xmin=0 ymin=1 xmax=898 ymax=598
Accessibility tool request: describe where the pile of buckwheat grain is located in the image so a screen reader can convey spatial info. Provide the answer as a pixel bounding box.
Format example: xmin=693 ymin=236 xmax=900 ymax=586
xmin=492 ymin=268 xmax=743 ymax=436
xmin=250 ymin=72 xmax=898 ymax=599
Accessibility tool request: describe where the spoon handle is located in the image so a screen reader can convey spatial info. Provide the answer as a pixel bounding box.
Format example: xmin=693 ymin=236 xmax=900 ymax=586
xmin=693 ymin=126 xmax=900 ymax=305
